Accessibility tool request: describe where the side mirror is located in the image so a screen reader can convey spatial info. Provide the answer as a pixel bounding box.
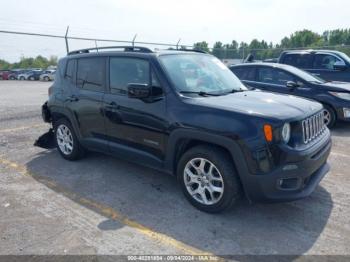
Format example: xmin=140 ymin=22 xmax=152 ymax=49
xmin=286 ymin=81 xmax=299 ymax=89
xmin=333 ymin=60 xmax=347 ymax=71
xmin=127 ymin=83 xmax=151 ymax=99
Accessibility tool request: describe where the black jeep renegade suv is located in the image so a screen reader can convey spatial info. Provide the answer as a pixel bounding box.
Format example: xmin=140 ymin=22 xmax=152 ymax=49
xmin=42 ymin=46 xmax=331 ymax=213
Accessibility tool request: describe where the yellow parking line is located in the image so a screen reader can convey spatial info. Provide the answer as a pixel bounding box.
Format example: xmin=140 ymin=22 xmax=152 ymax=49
xmin=0 ymin=123 xmax=48 ymax=133
xmin=0 ymin=157 xmax=216 ymax=257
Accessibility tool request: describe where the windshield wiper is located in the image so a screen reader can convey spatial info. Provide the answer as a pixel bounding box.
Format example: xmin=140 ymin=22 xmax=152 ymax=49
xmin=230 ymin=88 xmax=246 ymax=93
xmin=179 ymin=91 xmax=222 ymax=97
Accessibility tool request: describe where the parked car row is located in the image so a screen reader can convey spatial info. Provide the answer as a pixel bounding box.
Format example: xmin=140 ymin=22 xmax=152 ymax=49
xmin=0 ymin=69 xmax=56 ymax=81
xmin=239 ymin=49 xmax=350 ymax=128
xmin=230 ymin=63 xmax=350 ymax=127
xmin=41 ymin=46 xmax=333 ymax=213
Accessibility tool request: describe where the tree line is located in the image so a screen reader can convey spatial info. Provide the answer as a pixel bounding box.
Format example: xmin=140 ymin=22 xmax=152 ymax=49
xmin=0 ymin=55 xmax=58 ymax=70
xmin=193 ymin=29 xmax=350 ymax=60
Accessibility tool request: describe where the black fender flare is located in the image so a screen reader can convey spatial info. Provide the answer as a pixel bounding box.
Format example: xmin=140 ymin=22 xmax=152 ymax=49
xmin=164 ymin=128 xmax=251 ymax=193
xmin=50 ymin=106 xmax=83 ymax=140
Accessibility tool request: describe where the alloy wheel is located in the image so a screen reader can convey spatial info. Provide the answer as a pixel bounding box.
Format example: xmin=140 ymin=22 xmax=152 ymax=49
xmin=56 ymin=124 xmax=74 ymax=155
xmin=183 ymin=158 xmax=224 ymax=205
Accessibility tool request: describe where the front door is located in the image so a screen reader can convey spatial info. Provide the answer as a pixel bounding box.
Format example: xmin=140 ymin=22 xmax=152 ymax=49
xmin=255 ymin=67 xmax=296 ymax=95
xmin=103 ymin=57 xmax=167 ymax=167
xmin=308 ymin=53 xmax=350 ymax=82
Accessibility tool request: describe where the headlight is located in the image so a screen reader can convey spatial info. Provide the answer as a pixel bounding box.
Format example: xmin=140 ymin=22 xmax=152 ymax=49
xmin=281 ymin=123 xmax=291 ymax=143
xmin=329 ymin=92 xmax=350 ymax=101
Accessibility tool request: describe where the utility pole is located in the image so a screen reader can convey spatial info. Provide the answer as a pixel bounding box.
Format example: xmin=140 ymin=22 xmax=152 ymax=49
xmin=65 ymin=26 xmax=70 ymax=54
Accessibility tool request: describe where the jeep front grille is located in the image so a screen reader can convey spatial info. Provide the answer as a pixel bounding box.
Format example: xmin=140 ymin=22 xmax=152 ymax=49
xmin=302 ymin=112 xmax=326 ymax=144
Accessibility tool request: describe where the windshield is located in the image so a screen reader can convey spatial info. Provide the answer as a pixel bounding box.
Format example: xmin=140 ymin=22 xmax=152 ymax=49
xmin=285 ymin=65 xmax=326 ymax=84
xmin=338 ymin=52 xmax=350 ymax=64
xmin=159 ymin=54 xmax=246 ymax=95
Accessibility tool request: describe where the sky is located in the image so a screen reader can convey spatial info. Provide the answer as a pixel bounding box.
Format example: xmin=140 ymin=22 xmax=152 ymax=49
xmin=0 ymin=0 xmax=349 ymax=62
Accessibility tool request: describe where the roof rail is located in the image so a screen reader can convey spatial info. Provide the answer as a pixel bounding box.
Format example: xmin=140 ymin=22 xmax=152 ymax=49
xmin=171 ymin=48 xmax=208 ymax=54
xmin=68 ymin=46 xmax=153 ymax=55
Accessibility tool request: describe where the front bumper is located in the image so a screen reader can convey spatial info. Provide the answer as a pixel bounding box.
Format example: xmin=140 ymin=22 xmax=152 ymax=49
xmin=243 ymin=131 xmax=331 ymax=203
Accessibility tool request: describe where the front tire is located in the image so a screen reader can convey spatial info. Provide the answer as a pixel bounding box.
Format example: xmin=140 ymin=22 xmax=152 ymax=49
xmin=177 ymin=145 xmax=241 ymax=213
xmin=54 ymin=119 xmax=85 ymax=161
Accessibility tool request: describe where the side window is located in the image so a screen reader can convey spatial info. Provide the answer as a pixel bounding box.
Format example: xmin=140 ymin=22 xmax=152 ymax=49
xmin=109 ymin=57 xmax=150 ymax=95
xmin=231 ymin=68 xmax=244 ymax=79
xmin=241 ymin=67 xmax=255 ymax=81
xmin=275 ymin=70 xmax=294 ymax=85
xmin=77 ymin=57 xmax=105 ymax=92
xmin=283 ymin=54 xmax=312 ymax=68
xmin=258 ymin=68 xmax=294 ymax=85
xmin=65 ymin=59 xmax=76 ymax=81
xmin=231 ymin=67 xmax=255 ymax=81
xmin=257 ymin=67 xmax=275 ymax=84
xmin=313 ymin=54 xmax=341 ymax=70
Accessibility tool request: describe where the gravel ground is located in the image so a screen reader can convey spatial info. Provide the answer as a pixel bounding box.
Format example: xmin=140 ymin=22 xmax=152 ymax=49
xmin=0 ymin=81 xmax=349 ymax=260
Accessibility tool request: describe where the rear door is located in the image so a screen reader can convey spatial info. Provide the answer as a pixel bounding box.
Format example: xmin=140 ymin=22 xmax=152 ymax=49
xmin=103 ymin=56 xmax=167 ymax=167
xmin=65 ymin=56 xmax=107 ymax=151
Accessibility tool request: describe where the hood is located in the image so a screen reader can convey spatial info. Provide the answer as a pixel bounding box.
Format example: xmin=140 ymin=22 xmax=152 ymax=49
xmin=319 ymin=81 xmax=350 ymax=92
xmin=193 ymin=90 xmax=322 ymax=121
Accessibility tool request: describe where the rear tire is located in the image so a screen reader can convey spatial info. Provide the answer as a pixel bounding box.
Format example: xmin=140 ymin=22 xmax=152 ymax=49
xmin=177 ymin=145 xmax=241 ymax=213
xmin=54 ymin=119 xmax=85 ymax=161
xmin=323 ymin=104 xmax=336 ymax=128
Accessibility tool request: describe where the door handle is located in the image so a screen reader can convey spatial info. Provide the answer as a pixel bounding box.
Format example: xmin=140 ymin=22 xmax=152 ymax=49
xmin=67 ymin=95 xmax=79 ymax=102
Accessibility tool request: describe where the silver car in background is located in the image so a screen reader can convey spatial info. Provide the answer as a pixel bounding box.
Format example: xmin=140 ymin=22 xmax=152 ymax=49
xmin=40 ymin=70 xmax=56 ymax=81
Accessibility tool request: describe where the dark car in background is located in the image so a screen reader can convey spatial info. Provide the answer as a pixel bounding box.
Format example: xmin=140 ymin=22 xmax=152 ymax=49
xmin=26 ymin=70 xmax=43 ymax=80
xmin=268 ymin=50 xmax=350 ymax=82
xmin=230 ymin=63 xmax=350 ymax=127
xmin=7 ymin=69 xmax=30 ymax=80
xmin=41 ymin=46 xmax=331 ymax=213
xmin=7 ymin=70 xmax=20 ymax=80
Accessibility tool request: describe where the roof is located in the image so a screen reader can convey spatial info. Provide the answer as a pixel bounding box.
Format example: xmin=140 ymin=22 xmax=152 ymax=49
xmin=281 ymin=49 xmax=345 ymax=55
xmin=229 ymin=62 xmax=296 ymax=70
